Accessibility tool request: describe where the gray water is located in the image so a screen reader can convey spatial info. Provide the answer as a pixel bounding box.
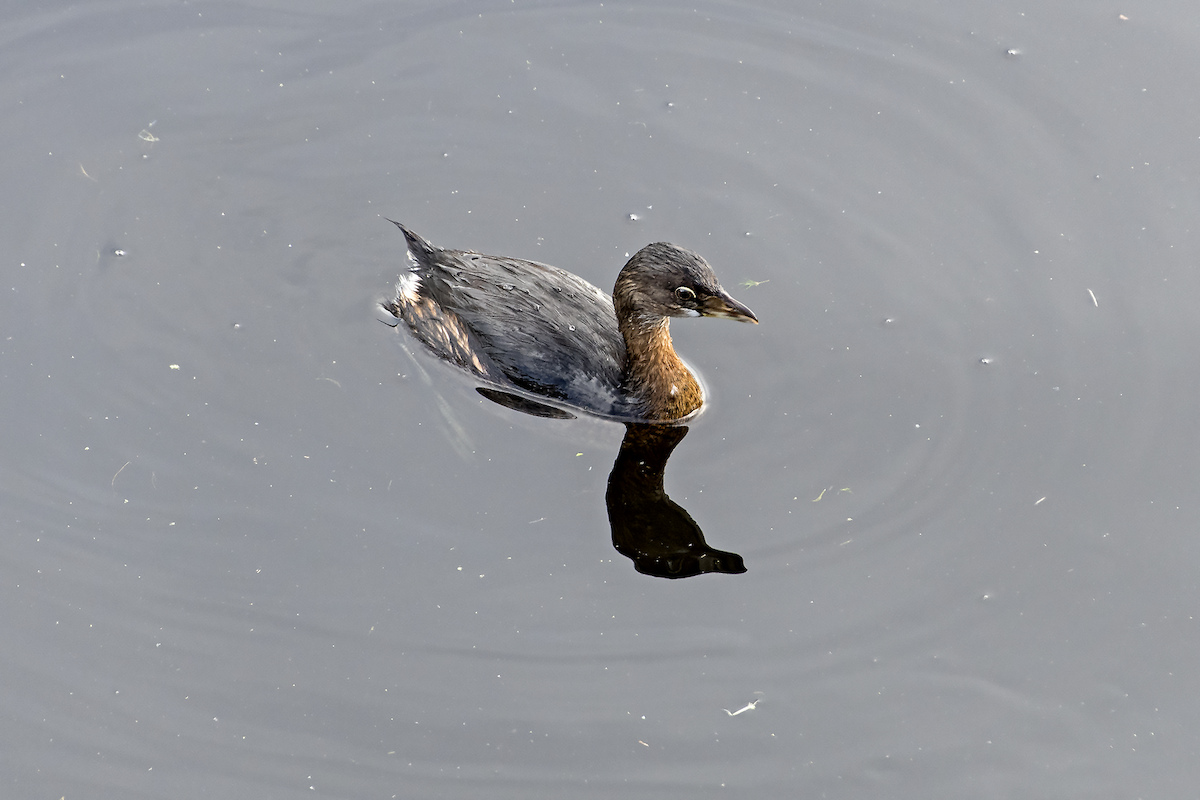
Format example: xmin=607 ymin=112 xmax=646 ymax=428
xmin=4 ymin=1 xmax=1199 ymax=797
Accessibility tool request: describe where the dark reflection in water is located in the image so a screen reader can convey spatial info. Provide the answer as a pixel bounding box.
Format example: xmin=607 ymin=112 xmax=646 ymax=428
xmin=446 ymin=387 xmax=747 ymax=578
xmin=605 ymin=423 xmax=746 ymax=579
xmin=475 ymin=386 xmax=577 ymax=419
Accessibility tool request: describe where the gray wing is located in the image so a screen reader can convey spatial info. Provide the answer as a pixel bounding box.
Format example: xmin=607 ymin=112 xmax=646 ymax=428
xmin=385 ymin=227 xmax=630 ymax=416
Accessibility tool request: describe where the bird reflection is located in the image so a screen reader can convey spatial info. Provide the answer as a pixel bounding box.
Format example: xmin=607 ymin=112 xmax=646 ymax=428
xmin=451 ymin=390 xmax=748 ymax=578
xmin=605 ymin=423 xmax=746 ymax=579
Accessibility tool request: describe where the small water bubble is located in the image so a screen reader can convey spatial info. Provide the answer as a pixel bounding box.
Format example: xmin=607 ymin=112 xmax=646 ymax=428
xmin=232 ymin=323 xmax=242 ymax=330
xmin=664 ymin=101 xmax=674 ymax=110
xmin=883 ymin=317 xmax=896 ymax=325
xmin=980 ymin=357 xmax=994 ymax=365
xmin=113 ymin=249 xmax=127 ymax=257
xmin=628 ymin=213 xmax=640 ymax=222
xmin=1004 ymin=48 xmax=1021 ymax=58
xmin=499 ymin=283 xmax=515 ymax=291
xmin=568 ymin=324 xmax=576 ymax=332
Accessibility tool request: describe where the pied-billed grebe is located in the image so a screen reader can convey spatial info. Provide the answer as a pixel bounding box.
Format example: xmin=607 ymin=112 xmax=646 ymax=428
xmin=382 ymin=222 xmax=758 ymax=422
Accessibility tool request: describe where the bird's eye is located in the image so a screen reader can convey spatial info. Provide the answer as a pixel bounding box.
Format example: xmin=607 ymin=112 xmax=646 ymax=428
xmin=675 ymin=286 xmax=697 ymax=302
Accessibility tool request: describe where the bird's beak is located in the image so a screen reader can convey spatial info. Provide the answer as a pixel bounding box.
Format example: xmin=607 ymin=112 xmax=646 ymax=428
xmin=702 ymin=289 xmax=759 ymax=323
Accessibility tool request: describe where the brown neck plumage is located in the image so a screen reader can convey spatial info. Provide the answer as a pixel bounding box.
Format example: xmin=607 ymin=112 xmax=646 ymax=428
xmin=618 ymin=313 xmax=702 ymax=421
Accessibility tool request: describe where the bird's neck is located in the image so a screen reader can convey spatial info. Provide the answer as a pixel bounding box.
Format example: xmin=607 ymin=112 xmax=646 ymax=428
xmin=619 ymin=314 xmax=702 ymax=421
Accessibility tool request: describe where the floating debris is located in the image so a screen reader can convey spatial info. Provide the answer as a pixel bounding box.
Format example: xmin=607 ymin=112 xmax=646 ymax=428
xmin=111 ymin=460 xmax=130 ymax=487
xmin=723 ymin=693 xmax=764 ymax=716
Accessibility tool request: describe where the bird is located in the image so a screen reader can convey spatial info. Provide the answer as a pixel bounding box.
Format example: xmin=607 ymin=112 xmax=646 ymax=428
xmin=382 ymin=221 xmax=757 ymax=422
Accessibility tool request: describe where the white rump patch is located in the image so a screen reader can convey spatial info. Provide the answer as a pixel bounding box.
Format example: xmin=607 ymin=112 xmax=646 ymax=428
xmin=395 ymin=272 xmax=423 ymax=304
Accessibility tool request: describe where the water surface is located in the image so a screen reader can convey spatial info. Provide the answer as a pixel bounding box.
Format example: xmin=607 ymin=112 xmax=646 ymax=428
xmin=4 ymin=1 xmax=1200 ymax=797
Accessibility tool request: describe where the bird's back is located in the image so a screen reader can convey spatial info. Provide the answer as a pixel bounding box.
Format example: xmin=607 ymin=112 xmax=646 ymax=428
xmin=384 ymin=224 xmax=630 ymax=416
